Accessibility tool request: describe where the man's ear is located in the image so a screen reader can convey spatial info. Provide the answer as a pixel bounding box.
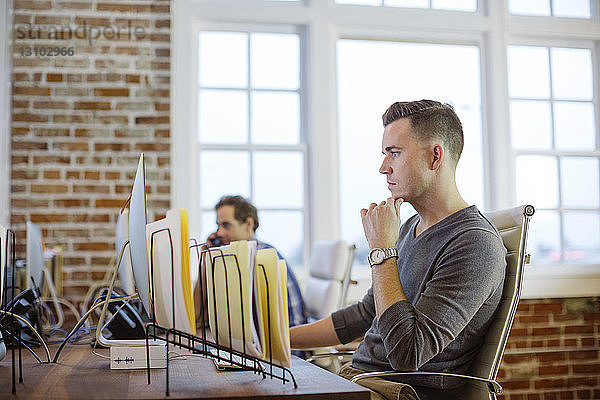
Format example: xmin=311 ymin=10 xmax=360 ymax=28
xmin=431 ymin=144 xmax=444 ymax=170
xmin=245 ymin=217 xmax=255 ymax=231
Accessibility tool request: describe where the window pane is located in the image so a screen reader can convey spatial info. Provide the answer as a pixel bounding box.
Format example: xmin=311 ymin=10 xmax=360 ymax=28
xmin=528 ymin=210 xmax=561 ymax=265
xmin=563 ymin=211 xmax=600 ymax=263
xmin=199 ymin=90 xmax=248 ymax=144
xmin=515 ymin=155 xmax=559 ymax=208
xmin=337 ymin=40 xmax=483 ymax=263
xmin=554 ymin=102 xmax=596 ymax=150
xmin=507 ymin=46 xmax=550 ymax=98
xmin=337 ymin=0 xmax=382 ymax=5
xmin=431 ymin=0 xmax=477 ymax=11
xmin=384 ymin=0 xmax=428 ymax=7
xmin=251 ymin=33 xmax=299 ymax=90
xmin=200 ymin=210 xmax=216 ymax=245
xmin=199 ymin=32 xmax=247 ymax=88
xmin=200 ymin=151 xmax=250 ymax=208
xmin=508 ymin=0 xmax=550 ymax=16
xmin=510 ymin=100 xmax=552 ymax=150
xmin=551 ymin=48 xmax=593 ymax=100
xmin=257 ymin=211 xmax=303 ymax=267
xmin=553 ymin=0 xmax=591 ymax=18
xmin=251 ymin=91 xmax=300 ymax=144
xmin=561 ymin=157 xmax=599 ymax=208
xmin=253 ymin=151 xmax=303 ymax=208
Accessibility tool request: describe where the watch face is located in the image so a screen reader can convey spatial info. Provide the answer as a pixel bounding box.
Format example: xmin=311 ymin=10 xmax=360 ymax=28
xmin=369 ymin=248 xmax=385 ymax=265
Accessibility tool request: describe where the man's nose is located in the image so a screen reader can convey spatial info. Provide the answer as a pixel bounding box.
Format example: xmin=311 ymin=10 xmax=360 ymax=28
xmin=379 ymin=158 xmax=391 ymax=174
xmin=216 ymin=226 xmax=225 ymax=236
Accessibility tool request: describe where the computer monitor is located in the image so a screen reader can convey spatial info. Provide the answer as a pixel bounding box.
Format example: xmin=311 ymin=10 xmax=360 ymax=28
xmin=26 ymin=221 xmax=44 ymax=292
xmin=128 ymin=153 xmax=151 ymax=316
xmin=116 ymin=209 xmax=135 ymax=295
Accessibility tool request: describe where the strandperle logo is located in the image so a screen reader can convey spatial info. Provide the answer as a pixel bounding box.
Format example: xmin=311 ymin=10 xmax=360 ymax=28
xmin=15 ymin=21 xmax=147 ymax=46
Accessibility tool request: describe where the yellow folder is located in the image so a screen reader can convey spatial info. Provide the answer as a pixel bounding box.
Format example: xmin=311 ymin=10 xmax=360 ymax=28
xmin=145 ymin=208 xmax=196 ymax=335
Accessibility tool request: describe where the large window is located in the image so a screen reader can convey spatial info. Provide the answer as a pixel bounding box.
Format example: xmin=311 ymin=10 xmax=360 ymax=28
xmin=338 ymin=40 xmax=483 ymax=264
xmin=173 ymin=0 xmax=600 ymax=297
xmin=507 ymin=44 xmax=598 ymax=266
xmin=196 ymin=30 xmax=306 ymax=267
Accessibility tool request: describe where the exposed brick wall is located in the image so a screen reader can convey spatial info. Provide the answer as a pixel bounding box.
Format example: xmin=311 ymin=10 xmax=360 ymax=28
xmin=499 ymin=298 xmax=600 ymax=399
xmin=10 ymin=0 xmax=171 ymax=303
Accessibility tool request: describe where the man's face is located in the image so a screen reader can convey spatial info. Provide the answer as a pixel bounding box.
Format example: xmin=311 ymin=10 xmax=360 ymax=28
xmin=379 ymin=118 xmax=433 ymax=202
xmin=215 ymin=205 xmax=254 ymax=245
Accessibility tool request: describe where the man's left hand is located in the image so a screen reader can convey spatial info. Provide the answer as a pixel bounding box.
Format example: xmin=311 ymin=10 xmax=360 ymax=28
xmin=360 ymin=197 xmax=403 ymax=249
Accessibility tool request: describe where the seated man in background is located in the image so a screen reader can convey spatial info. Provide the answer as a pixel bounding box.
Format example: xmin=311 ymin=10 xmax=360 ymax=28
xmin=194 ymin=195 xmax=307 ymax=328
xmin=290 ymin=100 xmax=506 ymax=400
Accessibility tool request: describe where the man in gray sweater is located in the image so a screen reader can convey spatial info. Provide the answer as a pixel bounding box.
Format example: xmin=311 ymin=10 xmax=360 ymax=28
xmin=290 ymin=100 xmax=506 ymax=400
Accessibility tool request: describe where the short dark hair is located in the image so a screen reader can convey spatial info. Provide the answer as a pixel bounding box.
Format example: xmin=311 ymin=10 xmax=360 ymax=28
xmin=215 ymin=195 xmax=259 ymax=232
xmin=382 ymin=100 xmax=464 ymax=166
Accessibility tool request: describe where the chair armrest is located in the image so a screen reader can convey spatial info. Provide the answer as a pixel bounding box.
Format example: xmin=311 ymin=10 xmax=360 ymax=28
xmin=350 ymin=370 xmax=503 ymax=395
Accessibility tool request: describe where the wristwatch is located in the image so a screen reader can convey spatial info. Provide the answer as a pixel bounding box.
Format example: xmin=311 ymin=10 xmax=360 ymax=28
xmin=368 ymin=247 xmax=398 ymax=267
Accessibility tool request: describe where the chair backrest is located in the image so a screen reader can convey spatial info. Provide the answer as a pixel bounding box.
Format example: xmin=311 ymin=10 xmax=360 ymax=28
xmin=467 ymin=205 xmax=534 ymax=390
xmin=304 ymin=240 xmax=356 ymax=321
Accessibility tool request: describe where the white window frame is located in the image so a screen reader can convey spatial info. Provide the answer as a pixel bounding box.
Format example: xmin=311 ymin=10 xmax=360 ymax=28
xmin=172 ymin=0 xmax=600 ymax=299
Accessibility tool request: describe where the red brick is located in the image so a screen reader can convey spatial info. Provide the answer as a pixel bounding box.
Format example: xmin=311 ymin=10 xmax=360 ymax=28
xmin=96 ymin=3 xmax=151 ymax=12
xmin=94 ymin=88 xmax=129 ymax=97
xmin=539 ymin=365 xmax=568 ymax=376
xmin=95 ymin=143 xmax=130 ymax=152
xmin=536 ymin=352 xmax=566 ymax=362
xmin=74 ymin=242 xmax=110 ymax=251
xmin=73 ymin=185 xmax=110 ymax=193
xmin=53 ymin=199 xmax=90 ymax=208
xmin=136 ymin=116 xmax=169 ymax=124
xmin=13 ymin=113 xmax=49 ymax=122
xmin=84 ymin=171 xmax=100 ymax=180
xmin=46 ymin=73 xmax=63 ymax=82
xmin=534 ymin=378 xmax=566 ymax=389
xmin=126 ymin=74 xmax=140 ymax=83
xmin=33 ymin=100 xmax=69 ymax=109
xmin=30 ymin=213 xmax=69 ymax=223
xmin=583 ymin=312 xmax=600 ymax=321
xmin=74 ymin=101 xmax=111 ymax=110
xmin=54 ymin=142 xmax=89 ymax=151
xmin=572 ymin=363 xmax=600 ymax=374
xmin=565 ymin=325 xmax=594 ymax=335
xmin=95 ymin=199 xmax=123 ymax=208
xmin=500 ymin=380 xmax=531 ymax=390
xmin=12 ymin=141 xmax=48 ymax=150
xmin=74 ymin=17 xmax=111 ymax=27
xmin=31 ymin=184 xmax=69 ymax=193
xmin=568 ymin=350 xmax=598 ymax=360
xmin=567 ymin=376 xmax=598 ymax=387
xmin=43 ymin=170 xmax=61 ymax=179
xmin=532 ymin=327 xmax=561 ymax=336
xmin=13 ymin=86 xmax=51 ymax=96
xmin=14 ymin=0 xmax=52 ymax=10
xmin=135 ymin=142 xmax=169 ymax=152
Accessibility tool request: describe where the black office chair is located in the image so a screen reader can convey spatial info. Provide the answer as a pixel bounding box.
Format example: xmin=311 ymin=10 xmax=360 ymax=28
xmin=351 ymin=204 xmax=535 ymax=400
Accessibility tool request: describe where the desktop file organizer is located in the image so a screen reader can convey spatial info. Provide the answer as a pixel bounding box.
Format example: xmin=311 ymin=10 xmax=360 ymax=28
xmin=144 ymin=231 xmax=298 ymax=396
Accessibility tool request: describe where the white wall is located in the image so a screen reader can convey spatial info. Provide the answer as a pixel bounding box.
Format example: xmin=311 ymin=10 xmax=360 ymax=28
xmin=0 ymin=0 xmax=11 ymax=227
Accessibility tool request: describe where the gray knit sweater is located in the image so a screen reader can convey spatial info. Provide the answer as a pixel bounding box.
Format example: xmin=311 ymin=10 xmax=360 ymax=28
xmin=332 ymin=206 xmax=506 ymax=394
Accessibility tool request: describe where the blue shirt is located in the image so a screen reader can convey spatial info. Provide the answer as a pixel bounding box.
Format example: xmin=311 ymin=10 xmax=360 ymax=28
xmin=253 ymin=239 xmax=307 ymax=327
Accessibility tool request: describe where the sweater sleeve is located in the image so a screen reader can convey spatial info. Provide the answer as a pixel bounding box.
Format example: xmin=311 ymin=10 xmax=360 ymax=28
xmin=331 ymin=287 xmax=376 ymax=344
xmin=377 ymin=229 xmax=506 ymax=371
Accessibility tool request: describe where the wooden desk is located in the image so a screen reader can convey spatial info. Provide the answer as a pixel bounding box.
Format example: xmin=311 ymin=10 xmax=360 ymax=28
xmin=0 ymin=345 xmax=370 ymax=399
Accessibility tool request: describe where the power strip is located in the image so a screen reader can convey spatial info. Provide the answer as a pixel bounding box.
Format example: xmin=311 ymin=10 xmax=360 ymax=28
xmin=110 ymin=344 xmax=167 ymax=370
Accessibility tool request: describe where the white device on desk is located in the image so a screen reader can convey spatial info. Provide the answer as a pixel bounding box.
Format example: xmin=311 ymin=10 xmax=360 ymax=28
xmin=95 ymin=154 xmax=166 ymax=369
